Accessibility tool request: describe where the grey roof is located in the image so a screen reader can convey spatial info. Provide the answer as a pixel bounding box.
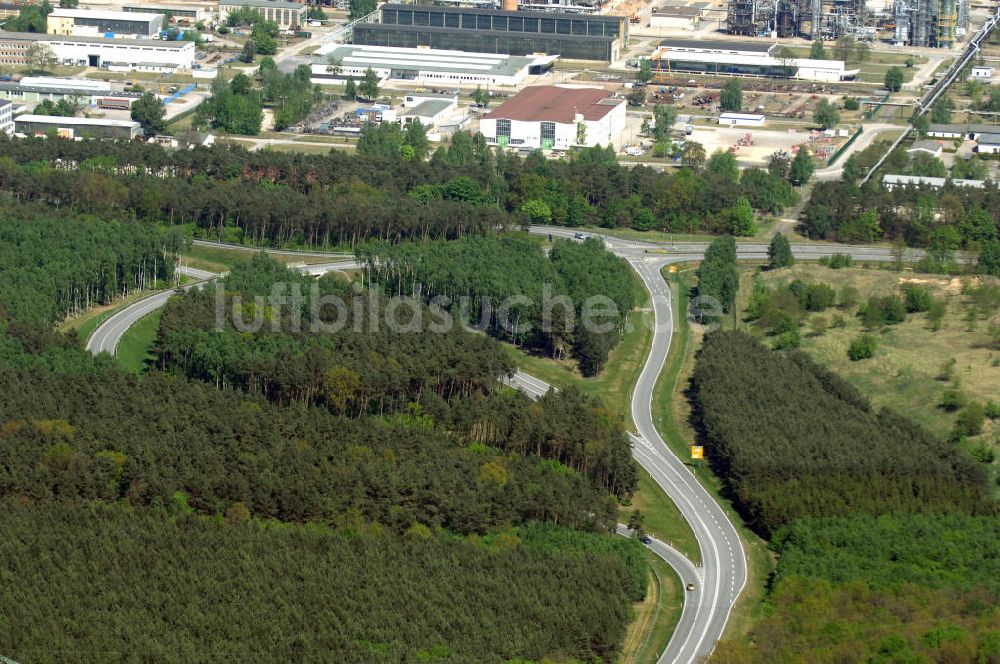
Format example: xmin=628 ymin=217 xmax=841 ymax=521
xmin=0 ymin=81 xmax=142 ymax=97
xmin=977 ymin=132 xmax=1000 ymax=144
xmin=927 ymin=122 xmax=1000 ymax=135
xmin=321 ymin=44 xmax=547 ymax=77
xmin=0 ymin=98 xmax=10 ymax=107
xmin=0 ymin=30 xmax=193 ymax=48
xmin=356 ymin=22 xmax=615 ymax=44
xmin=380 ymin=2 xmax=624 ymax=24
xmin=907 ymin=140 xmax=942 ymax=153
xmin=219 ymin=0 xmax=307 ymax=9
xmin=402 ymin=99 xmax=453 ymax=119
xmin=653 ymin=6 xmax=703 ymax=17
xmin=658 ymin=38 xmax=773 ymax=53
xmin=882 ymin=174 xmax=985 ymax=188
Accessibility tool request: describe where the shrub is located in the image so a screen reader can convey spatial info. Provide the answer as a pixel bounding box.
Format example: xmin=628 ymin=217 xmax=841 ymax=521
xmin=904 ymin=285 xmax=934 ymax=313
xmin=848 ymin=333 xmax=878 ymax=360
xmin=843 ymin=97 xmax=860 ymax=111
xmin=941 ymin=388 xmax=968 ymax=412
xmin=820 ymin=253 xmax=854 ymax=269
xmin=804 ymin=283 xmax=837 ymax=311
xmin=953 ymin=403 xmax=987 ymax=439
xmin=772 ymin=328 xmax=801 ymax=350
xmin=839 ymin=285 xmax=859 ymax=309
xmin=985 ymin=401 xmax=1000 ymax=420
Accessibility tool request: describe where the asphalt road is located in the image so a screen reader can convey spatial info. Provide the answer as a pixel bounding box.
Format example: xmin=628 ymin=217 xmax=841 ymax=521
xmin=519 ymin=225 xmax=953 ymax=661
xmin=86 ymin=262 xmax=358 ymax=356
xmin=92 ymin=230 xmax=948 ymax=661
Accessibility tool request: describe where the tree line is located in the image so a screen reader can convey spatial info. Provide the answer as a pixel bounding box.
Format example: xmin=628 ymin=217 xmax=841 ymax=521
xmin=805 ymin=168 xmax=1000 ymax=273
xmin=0 ymin=132 xmax=802 ymax=248
xmin=0 ymin=215 xmax=183 ymax=323
xmin=357 ymin=235 xmax=636 ymax=376
xmin=689 ymin=330 xmax=992 ymax=538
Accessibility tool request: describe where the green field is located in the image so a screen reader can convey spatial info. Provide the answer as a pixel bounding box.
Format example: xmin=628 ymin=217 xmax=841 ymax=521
xmin=116 ymin=310 xmax=163 ymax=373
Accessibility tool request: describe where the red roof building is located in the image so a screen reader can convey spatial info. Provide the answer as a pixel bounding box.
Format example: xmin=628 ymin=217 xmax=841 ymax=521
xmin=481 ymin=85 xmax=626 ymax=151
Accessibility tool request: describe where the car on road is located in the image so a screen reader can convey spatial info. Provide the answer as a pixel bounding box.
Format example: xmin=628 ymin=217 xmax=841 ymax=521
xmin=573 ymin=232 xmax=591 ymax=240
xmin=640 ymin=535 xmax=652 ymax=544
xmin=686 ymin=582 xmax=696 ymax=591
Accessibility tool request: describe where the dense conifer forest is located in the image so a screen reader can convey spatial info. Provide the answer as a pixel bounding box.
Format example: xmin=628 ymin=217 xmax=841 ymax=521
xmin=716 ymin=514 xmax=1000 ymax=663
xmin=690 ymin=331 xmax=992 ymax=538
xmin=359 ymin=235 xmax=636 ymax=375
xmin=0 ymin=217 xmax=183 ymax=323
xmin=0 ymin=221 xmax=644 ymax=660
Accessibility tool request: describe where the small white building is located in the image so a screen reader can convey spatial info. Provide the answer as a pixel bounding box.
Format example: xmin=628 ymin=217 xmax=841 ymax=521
xmin=0 ymin=100 xmax=13 ymax=136
xmin=975 ymin=133 xmax=1000 ymax=153
xmin=400 ymin=93 xmax=458 ymax=128
xmin=719 ymin=112 xmax=765 ymax=127
xmin=906 ymin=140 xmax=943 ymax=157
xmin=649 ymin=5 xmax=703 ymax=30
xmin=480 ymin=84 xmax=626 ymax=150
xmin=971 ymin=66 xmax=994 ymax=81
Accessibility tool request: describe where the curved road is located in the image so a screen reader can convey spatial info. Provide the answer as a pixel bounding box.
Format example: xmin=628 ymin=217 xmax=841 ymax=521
xmin=92 ymin=232 xmax=944 ymax=662
xmin=86 ymin=262 xmax=358 ymax=355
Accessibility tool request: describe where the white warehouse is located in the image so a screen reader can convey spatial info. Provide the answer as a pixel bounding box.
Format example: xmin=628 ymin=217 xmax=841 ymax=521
xmin=313 ymin=44 xmax=557 ymax=88
xmin=480 ymin=84 xmax=626 ymax=151
xmin=651 ymin=39 xmax=854 ymax=82
xmin=0 ymin=32 xmax=195 ymax=72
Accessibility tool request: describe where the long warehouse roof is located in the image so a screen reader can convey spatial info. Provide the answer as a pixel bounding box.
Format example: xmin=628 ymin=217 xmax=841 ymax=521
xmin=49 ymin=7 xmax=162 ymax=20
xmin=0 ymin=30 xmax=193 ymax=48
xmin=319 ymin=44 xmax=556 ymax=75
xmin=15 ymin=114 xmax=140 ymax=127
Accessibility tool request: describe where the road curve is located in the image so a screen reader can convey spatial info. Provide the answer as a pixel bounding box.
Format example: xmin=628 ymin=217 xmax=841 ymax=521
xmin=92 ymin=231 xmax=939 ymax=661
xmin=86 ymin=262 xmax=359 ymax=356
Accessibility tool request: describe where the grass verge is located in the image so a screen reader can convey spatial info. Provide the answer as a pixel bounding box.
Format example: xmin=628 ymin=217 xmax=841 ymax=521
xmin=116 ymin=310 xmax=163 ymax=373
xmin=651 ymin=267 xmax=776 ymax=643
xmin=619 ymin=547 xmax=684 ymax=664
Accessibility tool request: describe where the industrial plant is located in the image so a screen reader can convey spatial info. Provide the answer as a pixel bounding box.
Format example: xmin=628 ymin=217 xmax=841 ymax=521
xmin=724 ymin=0 xmax=970 ymax=46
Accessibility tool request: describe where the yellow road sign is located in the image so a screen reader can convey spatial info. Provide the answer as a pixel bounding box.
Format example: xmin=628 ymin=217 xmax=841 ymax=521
xmin=691 ymin=445 xmax=703 ymax=460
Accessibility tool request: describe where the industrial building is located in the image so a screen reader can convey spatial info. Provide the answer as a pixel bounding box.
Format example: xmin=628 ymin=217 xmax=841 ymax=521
xmin=14 ymin=114 xmax=142 ymax=140
xmin=974 ymin=133 xmax=1000 ymax=153
xmin=47 ymin=8 xmax=164 ymax=38
xmin=649 ymin=5 xmax=704 ymax=30
xmin=0 ymin=76 xmax=142 ymax=109
xmin=971 ymin=66 xmax=994 ymax=80
xmin=480 ymin=84 xmax=626 ymax=150
xmin=906 ymin=139 xmax=943 ymax=156
xmin=926 ymin=123 xmax=1000 ymax=139
xmin=314 ymin=44 xmax=556 ymax=87
xmin=123 ymin=4 xmax=216 ymax=24
xmin=651 ymin=39 xmax=852 ymax=81
xmin=0 ymin=99 xmax=12 ymax=136
xmin=725 ymin=0 xmax=968 ymax=46
xmin=356 ymin=4 xmax=628 ymax=62
xmin=400 ymin=92 xmax=459 ymax=127
xmin=719 ymin=112 xmax=766 ymax=126
xmin=0 ymin=32 xmax=195 ymax=71
xmin=219 ymin=0 xmax=308 ymax=30
xmin=883 ymin=174 xmax=985 ymax=190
